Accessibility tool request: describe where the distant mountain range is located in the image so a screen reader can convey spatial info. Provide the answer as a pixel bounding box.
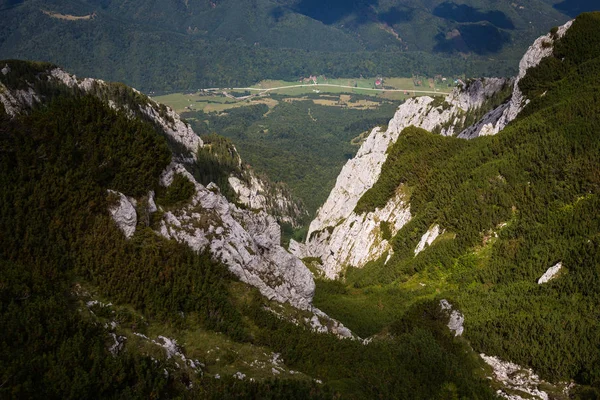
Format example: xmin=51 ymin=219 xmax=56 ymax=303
xmin=1 ymin=0 xmax=597 ymax=91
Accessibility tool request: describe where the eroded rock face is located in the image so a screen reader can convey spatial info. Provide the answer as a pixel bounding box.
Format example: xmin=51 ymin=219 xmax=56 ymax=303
xmin=157 ymin=163 xmax=315 ymax=309
xmin=303 ymin=189 xmax=411 ymax=279
xmin=0 ymin=82 xmax=40 ymax=117
xmin=415 ymin=225 xmax=443 ymax=255
xmin=140 ymin=102 xmax=202 ymax=156
xmin=297 ymin=79 xmax=507 ymax=278
xmin=459 ymin=20 xmax=573 ymax=139
xmin=297 ymin=22 xmax=574 ymax=279
xmin=107 ymin=190 xmax=137 ymax=239
xmin=480 ymin=354 xmax=550 ymax=400
xmin=440 ymin=299 xmax=464 ymax=337
xmin=537 ymin=262 xmax=562 ymax=284
xmin=229 ymin=173 xmax=306 ymax=228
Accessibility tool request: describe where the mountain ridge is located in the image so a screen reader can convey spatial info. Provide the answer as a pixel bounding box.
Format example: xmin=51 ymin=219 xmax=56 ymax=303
xmin=303 ymin=12 xmax=600 ymax=398
xmin=1 ymin=0 xmax=592 ymax=91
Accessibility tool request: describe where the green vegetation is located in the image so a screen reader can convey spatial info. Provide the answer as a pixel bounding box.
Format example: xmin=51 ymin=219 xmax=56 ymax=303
xmin=155 ymin=172 xmax=195 ymax=207
xmin=315 ymin=14 xmax=600 ymax=392
xmin=1 ymin=0 xmax=583 ymax=92
xmin=193 ymin=133 xmax=241 ymax=202
xmin=185 ymin=97 xmax=399 ymax=219
xmin=3 ymin=12 xmax=600 ymax=399
xmin=1 ymin=65 xmax=502 ymax=399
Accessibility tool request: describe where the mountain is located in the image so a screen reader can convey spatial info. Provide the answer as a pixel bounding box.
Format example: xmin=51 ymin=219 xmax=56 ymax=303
xmin=0 ymin=59 xmax=495 ymax=399
xmin=1 ymin=0 xmax=597 ymax=91
xmin=2 ymin=11 xmax=600 ymax=400
xmin=0 ymin=59 xmax=317 ymax=307
xmin=295 ymin=12 xmax=600 ymax=398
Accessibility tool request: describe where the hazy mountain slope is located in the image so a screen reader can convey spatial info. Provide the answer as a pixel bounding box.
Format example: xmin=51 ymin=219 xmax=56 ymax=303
xmin=1 ymin=0 xmax=595 ymax=91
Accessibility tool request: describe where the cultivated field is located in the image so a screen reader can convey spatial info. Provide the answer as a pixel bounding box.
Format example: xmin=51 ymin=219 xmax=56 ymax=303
xmin=154 ymin=76 xmax=455 ymax=114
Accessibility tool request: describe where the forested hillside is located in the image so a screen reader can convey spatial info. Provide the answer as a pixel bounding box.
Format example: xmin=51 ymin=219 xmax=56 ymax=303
xmin=1 ymin=0 xmax=595 ymax=91
xmin=314 ymin=13 xmax=600 ymax=397
xmin=2 ymin=9 xmax=600 ymax=400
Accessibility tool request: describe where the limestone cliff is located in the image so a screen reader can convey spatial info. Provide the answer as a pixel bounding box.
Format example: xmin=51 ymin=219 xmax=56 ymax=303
xmin=295 ymin=21 xmax=573 ymax=279
xmin=157 ymin=162 xmax=314 ymax=309
xmin=458 ymin=19 xmax=573 ymax=139
xmin=294 ymin=78 xmax=509 ymax=278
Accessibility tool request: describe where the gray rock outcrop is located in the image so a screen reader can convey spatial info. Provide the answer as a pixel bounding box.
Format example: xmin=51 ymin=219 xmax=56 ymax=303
xmin=228 ymin=171 xmax=306 ymax=228
xmin=157 ymin=162 xmax=315 ymax=309
xmin=107 ymin=190 xmax=137 ymax=239
xmin=415 ymin=225 xmax=443 ymax=255
xmin=440 ymin=299 xmax=464 ymax=337
xmin=537 ymin=262 xmax=562 ymax=284
xmin=480 ymin=354 xmax=550 ymax=400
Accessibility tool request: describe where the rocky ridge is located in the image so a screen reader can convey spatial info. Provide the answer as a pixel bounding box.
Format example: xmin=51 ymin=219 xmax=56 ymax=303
xmin=0 ymin=65 xmax=203 ymax=156
xmin=228 ymin=174 xmax=306 ymax=228
xmin=294 ymin=78 xmax=509 ymax=278
xmin=0 ymin=63 xmax=316 ymax=312
xmin=294 ymin=20 xmax=573 ymax=279
xmin=157 ymin=162 xmax=315 ymax=309
xmin=196 ymin=135 xmax=306 ymax=227
xmin=458 ymin=19 xmax=573 ymax=139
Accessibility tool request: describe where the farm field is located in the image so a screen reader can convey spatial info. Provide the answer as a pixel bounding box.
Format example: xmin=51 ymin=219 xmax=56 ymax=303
xmin=154 ymin=76 xmax=455 ymax=114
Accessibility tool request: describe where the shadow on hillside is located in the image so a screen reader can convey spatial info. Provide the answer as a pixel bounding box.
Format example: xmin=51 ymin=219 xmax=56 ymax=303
xmin=553 ymin=0 xmax=600 ymax=17
xmin=293 ymin=0 xmax=377 ymax=25
xmin=434 ymin=23 xmax=511 ymax=55
xmin=433 ymin=2 xmax=514 ymax=30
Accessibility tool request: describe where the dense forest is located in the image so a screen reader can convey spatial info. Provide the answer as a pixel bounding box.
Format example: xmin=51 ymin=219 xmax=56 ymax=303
xmin=2 ymin=11 xmax=600 ymax=399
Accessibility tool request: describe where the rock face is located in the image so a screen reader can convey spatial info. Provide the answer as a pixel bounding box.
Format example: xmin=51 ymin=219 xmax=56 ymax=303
xmin=537 ymin=262 xmax=562 ymax=284
xmin=298 ymin=189 xmax=411 ymax=279
xmin=228 ymin=170 xmax=306 ymax=228
xmin=440 ymin=299 xmax=464 ymax=337
xmin=481 ymin=354 xmax=550 ymax=400
xmin=459 ymin=20 xmax=573 ymax=139
xmin=296 ymin=78 xmax=508 ymax=278
xmin=140 ymin=102 xmax=202 ymax=156
xmin=107 ymin=190 xmax=137 ymax=239
xmin=0 ymin=84 xmax=39 ymax=117
xmin=157 ymin=162 xmax=315 ymax=309
xmin=415 ymin=225 xmax=443 ymax=255
xmin=296 ymin=22 xmax=573 ymax=279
